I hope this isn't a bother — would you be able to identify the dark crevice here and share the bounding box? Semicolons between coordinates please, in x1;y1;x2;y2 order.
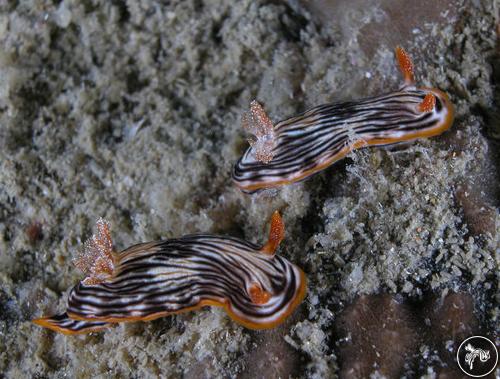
111;0;131;24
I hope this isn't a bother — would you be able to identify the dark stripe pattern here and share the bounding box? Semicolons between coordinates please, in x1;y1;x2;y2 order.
233;86;452;193
36;235;305;333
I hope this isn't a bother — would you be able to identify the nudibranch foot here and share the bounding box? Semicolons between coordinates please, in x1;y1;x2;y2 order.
232;47;454;193
34;215;307;334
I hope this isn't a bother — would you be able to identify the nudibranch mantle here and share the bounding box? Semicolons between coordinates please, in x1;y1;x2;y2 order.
232;47;454;193
33;212;306;334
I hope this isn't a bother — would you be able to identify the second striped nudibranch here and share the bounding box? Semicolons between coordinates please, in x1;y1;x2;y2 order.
33;214;307;334
233;47;454;193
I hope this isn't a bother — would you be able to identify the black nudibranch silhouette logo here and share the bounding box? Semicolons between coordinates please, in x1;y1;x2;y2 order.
457;336;498;377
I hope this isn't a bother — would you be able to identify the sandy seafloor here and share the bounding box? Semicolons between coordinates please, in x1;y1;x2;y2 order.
0;0;499;378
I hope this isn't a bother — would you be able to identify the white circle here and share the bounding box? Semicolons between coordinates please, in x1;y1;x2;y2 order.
456;335;498;378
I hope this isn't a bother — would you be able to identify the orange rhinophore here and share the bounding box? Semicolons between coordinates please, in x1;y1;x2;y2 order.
418;93;436;113
396;46;415;85
261;211;285;255
249;283;272;305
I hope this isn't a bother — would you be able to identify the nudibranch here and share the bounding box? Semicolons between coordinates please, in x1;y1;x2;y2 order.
33;214;307;335
233;47;454;193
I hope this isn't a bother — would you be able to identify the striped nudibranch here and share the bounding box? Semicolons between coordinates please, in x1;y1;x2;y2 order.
33;213;307;335
233;47;454;193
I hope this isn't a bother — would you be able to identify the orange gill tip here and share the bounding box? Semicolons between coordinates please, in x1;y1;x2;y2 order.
395;46;415;85
74;218;117;286
248;283;272;305
418;93;436;113
261;211;285;255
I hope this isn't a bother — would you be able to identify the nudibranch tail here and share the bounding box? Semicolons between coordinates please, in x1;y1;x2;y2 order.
34;217;307;334
33;312;112;335
232;46;454;193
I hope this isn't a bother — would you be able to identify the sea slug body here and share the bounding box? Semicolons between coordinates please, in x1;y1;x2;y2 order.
232;47;454;193
33;212;307;334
